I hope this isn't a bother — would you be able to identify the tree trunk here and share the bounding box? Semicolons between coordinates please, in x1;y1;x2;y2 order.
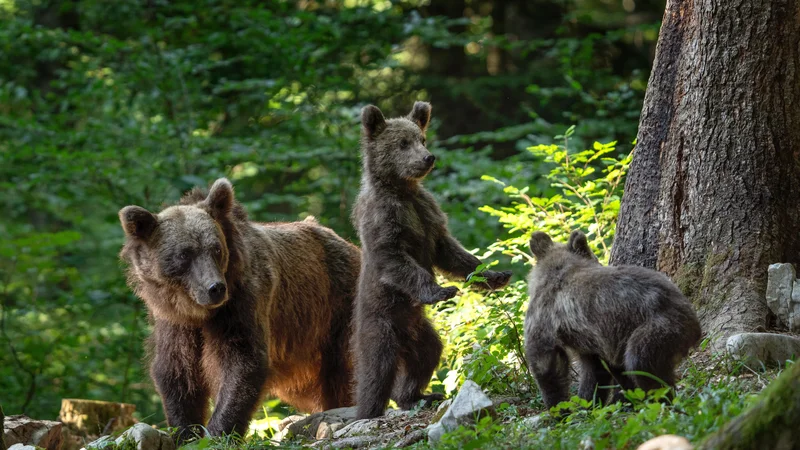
698;361;800;450
611;0;800;343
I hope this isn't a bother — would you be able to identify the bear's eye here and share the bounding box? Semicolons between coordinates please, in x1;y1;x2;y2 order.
212;245;222;256
400;139;410;148
178;249;191;261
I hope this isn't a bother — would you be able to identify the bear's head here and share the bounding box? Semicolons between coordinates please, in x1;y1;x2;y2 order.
529;230;599;264
359;101;435;184
119;178;237;325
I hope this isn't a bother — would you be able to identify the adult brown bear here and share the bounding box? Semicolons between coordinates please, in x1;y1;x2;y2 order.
119;178;359;439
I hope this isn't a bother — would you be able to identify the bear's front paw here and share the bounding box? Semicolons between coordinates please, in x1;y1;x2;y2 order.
420;286;460;304
485;270;512;289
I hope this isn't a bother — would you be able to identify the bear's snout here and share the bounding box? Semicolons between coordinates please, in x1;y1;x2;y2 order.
423;154;436;167
208;282;227;305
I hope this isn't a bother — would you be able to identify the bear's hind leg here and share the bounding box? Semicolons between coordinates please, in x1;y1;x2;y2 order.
319;322;356;410
355;313;399;419
577;354;614;406
624;320;678;400
392;318;444;410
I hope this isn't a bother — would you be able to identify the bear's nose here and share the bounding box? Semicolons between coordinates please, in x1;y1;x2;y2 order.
208;282;227;303
423;154;436;166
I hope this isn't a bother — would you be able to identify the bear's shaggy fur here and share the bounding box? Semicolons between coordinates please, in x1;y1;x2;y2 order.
352;102;512;419
119;178;360;439
524;230;702;407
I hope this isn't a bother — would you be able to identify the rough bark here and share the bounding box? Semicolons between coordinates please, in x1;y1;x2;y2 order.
611;0;800;343
698;361;800;450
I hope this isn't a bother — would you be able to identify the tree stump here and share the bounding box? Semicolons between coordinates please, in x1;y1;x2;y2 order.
58;399;135;438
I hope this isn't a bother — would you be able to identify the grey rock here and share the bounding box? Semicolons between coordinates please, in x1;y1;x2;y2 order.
84;435;115;449
277;414;306;432
8;445;43;450
521;414;546;429
287;406;359;439
766;264;799;331
316;421;346;440
427;380;494;444
319;435;381;449
727;333;800;367
3;415;62;450
429;399;452;424
332;419;379;439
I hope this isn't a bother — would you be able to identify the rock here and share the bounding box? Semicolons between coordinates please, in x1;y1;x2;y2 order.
8;444;45;450
83;424;174;450
726;333;800;367
4;415;63;450
316;421;342;440
766;264;800;332
287;406;359;439
83;436;115;449
332;419;380;439
277;414;306;432
60;399;136;437
521;414;546;429
393;429;427;448
429;399;452;423
426;422;446;445
427;380;494;444
637;434;693;450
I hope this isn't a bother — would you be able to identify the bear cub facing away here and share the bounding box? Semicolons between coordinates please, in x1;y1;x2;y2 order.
119;178;360;440
352;101;512;419
524;230;702;408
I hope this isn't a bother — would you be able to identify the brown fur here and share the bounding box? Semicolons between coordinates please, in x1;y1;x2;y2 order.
524;230;702;408
352;102;512;419
119;178;359;439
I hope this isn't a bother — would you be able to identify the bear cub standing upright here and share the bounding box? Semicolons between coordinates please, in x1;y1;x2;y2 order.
119;178;360;440
524;230;702;408
352;102;512;419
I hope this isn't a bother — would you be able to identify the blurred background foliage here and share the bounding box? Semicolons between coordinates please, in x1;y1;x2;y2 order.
0;0;661;424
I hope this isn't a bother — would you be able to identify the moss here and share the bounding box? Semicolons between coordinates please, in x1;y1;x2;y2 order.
699;361;800;450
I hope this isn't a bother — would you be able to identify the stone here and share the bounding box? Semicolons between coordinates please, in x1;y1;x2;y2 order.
8;444;44;450
521;414;546;429
427;380;494;444
316;421;344;440
84;424;174;450
316;435;380;449
332;419;380;439
637;434;693;450
83;436;115;449
727;333;800;367
4;415;63;450
766;264;800;332
277;414;306;432
429;399;452;424
1;404;5;450
287;406;359;439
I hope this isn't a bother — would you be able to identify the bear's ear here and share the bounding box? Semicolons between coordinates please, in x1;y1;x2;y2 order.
361;105;386;139
408;101;431;131
567;230;594;259
205;178;234;219
119;206;158;240
529;231;553;259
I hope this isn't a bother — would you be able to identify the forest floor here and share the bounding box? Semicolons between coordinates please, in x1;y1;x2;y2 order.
170;350;783;450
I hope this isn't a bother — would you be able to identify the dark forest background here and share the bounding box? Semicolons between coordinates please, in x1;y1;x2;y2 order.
0;0;663;423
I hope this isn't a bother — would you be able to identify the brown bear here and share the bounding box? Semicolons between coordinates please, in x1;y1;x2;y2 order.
119;178;360;440
525;230;702;408
352;102;512;419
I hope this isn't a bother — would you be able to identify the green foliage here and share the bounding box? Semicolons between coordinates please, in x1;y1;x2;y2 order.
480;126;632;265
427;358;783;450
430;131;631;400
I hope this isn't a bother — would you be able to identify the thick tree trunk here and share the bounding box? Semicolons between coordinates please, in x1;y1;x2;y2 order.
611;0;800;342
698;361;800;450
